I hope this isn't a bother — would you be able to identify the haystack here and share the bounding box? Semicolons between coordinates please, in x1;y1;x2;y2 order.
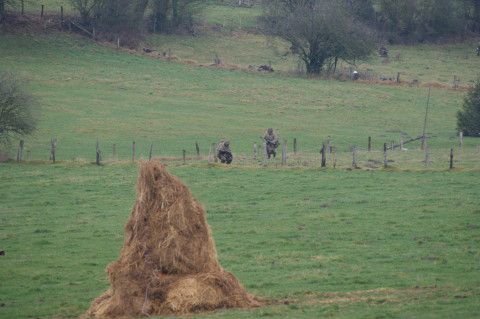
85;161;260;318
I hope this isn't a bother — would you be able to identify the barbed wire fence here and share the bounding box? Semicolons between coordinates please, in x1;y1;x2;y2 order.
10;133;480;171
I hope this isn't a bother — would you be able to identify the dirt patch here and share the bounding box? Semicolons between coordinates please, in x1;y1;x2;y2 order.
298;286;457;306
84;161;261;318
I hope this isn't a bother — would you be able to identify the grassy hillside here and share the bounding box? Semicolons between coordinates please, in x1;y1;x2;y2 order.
1;33;478;168
1;9;480;319
146;31;480;85
1;163;479;318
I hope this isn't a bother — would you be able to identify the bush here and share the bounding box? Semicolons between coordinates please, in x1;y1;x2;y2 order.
0;71;39;146
457;79;480;137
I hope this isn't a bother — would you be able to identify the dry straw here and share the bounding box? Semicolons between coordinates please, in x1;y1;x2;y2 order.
84;161;261;318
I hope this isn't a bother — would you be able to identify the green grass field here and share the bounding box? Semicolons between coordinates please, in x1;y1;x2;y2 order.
146;31;480;86
1;6;480;318
1;33;478;169
1;163;479;318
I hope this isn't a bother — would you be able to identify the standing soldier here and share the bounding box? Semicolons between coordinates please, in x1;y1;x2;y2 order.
216;140;233;164
263;128;279;159
379;46;389;57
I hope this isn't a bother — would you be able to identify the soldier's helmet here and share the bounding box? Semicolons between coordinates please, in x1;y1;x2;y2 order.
267;128;273;134
224;140;230;147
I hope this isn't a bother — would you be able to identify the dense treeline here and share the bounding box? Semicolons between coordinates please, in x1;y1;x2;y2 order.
260;0;480;74
2;0;478;42
375;0;480;43
70;0;202;37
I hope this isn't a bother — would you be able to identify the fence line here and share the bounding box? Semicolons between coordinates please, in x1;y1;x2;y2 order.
8;135;480;171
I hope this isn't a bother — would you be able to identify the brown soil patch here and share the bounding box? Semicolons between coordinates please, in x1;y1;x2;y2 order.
299;285;458;306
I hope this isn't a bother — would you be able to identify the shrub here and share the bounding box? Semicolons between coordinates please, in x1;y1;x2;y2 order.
0;71;39;146
457;79;480;137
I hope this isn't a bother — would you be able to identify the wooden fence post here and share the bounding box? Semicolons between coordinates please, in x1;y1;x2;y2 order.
293;138;297;155
424;146;429;166
132;141;136;162
208;144;213;163
421;87;431;150
383;143;387;168
16;140;24;163
320;144;326;167
213;143;218;163
453;75;459;89
21;0;24;14
60;6;64;25
368;136;371;152
182;150;186;164
352;146;357;168
421;135;426;151
50;137;57;163
459;131;463;148
281;140;287;165
95;139;100;165
332;147;336;169
149;143;153;160
449;148;454;169
253;143;257;160
195;141;200;157
41;5;44;18
117;35;120;48
263;141;267;165
396;72;400;83
96;142;101;165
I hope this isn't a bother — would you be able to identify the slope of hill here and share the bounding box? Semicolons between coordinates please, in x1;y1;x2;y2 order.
1;32;475;166
1;6;480;319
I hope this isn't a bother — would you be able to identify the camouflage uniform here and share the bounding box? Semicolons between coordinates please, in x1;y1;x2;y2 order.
263;128;279;159
379;46;388;57
217;140;233;164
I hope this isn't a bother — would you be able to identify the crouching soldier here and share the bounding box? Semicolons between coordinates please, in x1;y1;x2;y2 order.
217;140;233;164
263;128;279;159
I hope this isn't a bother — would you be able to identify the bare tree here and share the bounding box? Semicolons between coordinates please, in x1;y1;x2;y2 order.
0;0;15;22
69;0;98;25
0;0;5;22
150;0;203;32
0;71;39;146
260;0;374;75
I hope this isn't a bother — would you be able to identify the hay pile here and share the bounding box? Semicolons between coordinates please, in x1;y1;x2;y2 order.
85;161;260;318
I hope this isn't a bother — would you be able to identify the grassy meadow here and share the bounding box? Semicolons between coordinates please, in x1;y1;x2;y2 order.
1;33;479;169
1;3;480;319
1;163;479;319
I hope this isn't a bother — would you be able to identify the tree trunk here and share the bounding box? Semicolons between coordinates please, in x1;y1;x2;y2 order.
305;59;323;74
304;47;325;75
474;0;480;32
0;0;5;22
153;0;169;32
172;0;178;26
